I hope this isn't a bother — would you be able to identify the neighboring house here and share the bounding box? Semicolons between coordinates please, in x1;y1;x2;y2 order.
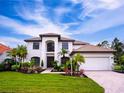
24;33;114;70
0;43;11;63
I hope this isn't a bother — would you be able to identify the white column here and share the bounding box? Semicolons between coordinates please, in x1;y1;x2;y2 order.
109;55;114;70
54;39;58;61
41;39;47;68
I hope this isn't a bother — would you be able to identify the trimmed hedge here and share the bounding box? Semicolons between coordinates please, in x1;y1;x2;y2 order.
0;63;4;71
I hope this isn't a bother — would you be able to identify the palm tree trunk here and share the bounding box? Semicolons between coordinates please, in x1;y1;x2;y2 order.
71;60;73;76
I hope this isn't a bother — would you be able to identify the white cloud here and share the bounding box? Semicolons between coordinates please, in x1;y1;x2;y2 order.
73;6;124;34
54;7;71;17
69;0;124;34
79;0;124;19
0;14;71;36
0;1;71;37
0;36;25;48
100;0;124;9
0;0;124;42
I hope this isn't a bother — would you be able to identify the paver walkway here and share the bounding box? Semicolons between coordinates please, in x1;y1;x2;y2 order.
85;71;124;93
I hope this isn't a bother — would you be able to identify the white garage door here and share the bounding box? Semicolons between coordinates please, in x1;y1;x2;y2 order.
80;57;111;70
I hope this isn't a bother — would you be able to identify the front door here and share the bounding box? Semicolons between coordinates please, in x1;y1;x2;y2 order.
47;56;54;67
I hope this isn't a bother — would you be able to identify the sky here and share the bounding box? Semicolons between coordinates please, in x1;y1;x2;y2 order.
0;0;124;47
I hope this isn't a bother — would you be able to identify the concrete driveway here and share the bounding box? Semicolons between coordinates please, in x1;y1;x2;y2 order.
85;71;124;93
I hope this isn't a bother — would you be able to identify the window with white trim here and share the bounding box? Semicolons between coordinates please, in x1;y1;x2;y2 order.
33;42;39;49
62;42;68;49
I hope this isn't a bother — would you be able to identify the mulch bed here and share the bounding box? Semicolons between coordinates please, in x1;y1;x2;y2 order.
61;73;88;78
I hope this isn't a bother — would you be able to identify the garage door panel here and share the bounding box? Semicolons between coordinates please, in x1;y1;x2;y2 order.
80;57;110;70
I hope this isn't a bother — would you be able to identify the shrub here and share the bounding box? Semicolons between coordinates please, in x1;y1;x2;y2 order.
21;62;30;67
60;64;64;71
119;55;124;66
113;65;121;71
3;62;11;71
20;67;28;73
113;64;124;72
55;65;61;71
0;63;4;71
28;61;35;68
11;65;20;71
53;61;58;69
53;61;64;72
35;67;43;73
27;68;36;74
4;58;16;65
27;68;32;74
21;61;35;68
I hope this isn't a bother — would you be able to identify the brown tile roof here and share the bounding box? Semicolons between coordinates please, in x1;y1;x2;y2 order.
24;37;41;42
73;40;89;45
24;33;75;42
24;33;89;43
72;44;115;53
40;33;60;37
40;33;60;35
60;37;75;42
24;36;75;42
0;43;11;54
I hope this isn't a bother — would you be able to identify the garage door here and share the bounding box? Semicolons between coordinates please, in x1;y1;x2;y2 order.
80;57;111;70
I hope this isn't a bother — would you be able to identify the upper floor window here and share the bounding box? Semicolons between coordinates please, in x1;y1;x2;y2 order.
47;41;54;52
33;42;39;49
62;42;68;49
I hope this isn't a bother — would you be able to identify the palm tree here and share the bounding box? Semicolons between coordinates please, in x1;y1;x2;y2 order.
72;53;85;72
97;40;110;48
16;45;27;63
58;48;69;64
111;38;124;64
7;48;17;62
59;48;68;58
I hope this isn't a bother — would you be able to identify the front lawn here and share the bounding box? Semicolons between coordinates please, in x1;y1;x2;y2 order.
0;72;104;93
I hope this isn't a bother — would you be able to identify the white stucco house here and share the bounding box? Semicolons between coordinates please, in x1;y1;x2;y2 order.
24;33;114;70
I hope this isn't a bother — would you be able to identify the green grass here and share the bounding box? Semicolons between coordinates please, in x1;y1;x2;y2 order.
0;72;104;93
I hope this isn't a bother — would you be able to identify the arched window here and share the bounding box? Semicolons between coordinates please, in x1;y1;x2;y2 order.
31;57;40;66
46;41;54;52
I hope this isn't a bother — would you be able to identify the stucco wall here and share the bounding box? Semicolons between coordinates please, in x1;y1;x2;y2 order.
41;37;59;68
26;42;42;61
26;36;74;68
0;52;10;63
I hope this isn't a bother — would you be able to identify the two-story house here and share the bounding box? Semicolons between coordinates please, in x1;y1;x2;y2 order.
24;33;114;70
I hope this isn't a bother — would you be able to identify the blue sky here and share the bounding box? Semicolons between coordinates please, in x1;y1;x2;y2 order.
0;0;124;47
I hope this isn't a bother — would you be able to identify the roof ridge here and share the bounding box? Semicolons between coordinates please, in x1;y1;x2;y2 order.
75;44;114;51
40;33;60;35
88;44;113;50
0;43;10;48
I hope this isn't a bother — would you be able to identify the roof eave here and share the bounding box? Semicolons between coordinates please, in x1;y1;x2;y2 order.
70;50;115;55
59;40;75;42
24;40;41;42
73;44;89;45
